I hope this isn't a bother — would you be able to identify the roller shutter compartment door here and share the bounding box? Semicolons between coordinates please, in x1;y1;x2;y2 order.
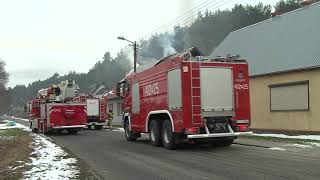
132;83;140;113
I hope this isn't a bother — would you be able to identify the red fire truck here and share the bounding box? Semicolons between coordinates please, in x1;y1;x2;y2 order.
26;80;87;134
73;95;107;130
116;47;252;149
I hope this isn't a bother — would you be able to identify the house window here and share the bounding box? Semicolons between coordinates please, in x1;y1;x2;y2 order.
117;102;123;116
108;103;113;112
269;81;309;111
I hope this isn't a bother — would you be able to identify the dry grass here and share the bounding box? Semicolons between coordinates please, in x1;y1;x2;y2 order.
0;129;33;180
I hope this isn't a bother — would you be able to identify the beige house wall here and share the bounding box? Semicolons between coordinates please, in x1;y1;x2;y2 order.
106;98;123;126
250;68;320;132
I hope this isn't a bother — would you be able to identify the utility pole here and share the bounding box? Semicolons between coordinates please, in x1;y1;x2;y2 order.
117;36;138;73
133;41;137;73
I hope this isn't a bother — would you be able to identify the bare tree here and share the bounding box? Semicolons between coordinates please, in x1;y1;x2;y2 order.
0;59;9;113
0;59;9;87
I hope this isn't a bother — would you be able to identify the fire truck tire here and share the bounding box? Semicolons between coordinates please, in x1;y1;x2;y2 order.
87;125;92;130
32;128;39;133
162;120;176;150
124;120;138;141
149;120;162;147
95;125;103;130
68;129;78;134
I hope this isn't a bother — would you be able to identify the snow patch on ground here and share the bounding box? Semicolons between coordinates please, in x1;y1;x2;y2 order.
253;133;320;141
24;134;80;180
10;117;29;122
306;142;320;147
0;120;30;131
110;128;125;132
268;147;286;151
285;144;312;148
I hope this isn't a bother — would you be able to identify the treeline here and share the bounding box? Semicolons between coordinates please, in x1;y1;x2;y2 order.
7;51;131;116
4;0;317;116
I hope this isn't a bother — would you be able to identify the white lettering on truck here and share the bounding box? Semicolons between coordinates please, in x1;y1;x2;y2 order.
144;83;159;96
234;84;249;90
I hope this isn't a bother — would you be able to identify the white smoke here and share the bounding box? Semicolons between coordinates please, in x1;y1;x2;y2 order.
160;35;177;57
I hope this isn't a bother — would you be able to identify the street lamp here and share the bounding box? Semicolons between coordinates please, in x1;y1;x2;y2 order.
117;36;137;73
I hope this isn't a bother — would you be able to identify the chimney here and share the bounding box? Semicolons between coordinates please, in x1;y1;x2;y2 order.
301;0;313;6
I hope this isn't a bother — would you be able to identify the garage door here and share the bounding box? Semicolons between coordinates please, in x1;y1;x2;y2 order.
270;81;309;111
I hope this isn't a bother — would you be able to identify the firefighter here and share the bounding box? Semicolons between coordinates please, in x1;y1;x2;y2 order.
107;110;113;129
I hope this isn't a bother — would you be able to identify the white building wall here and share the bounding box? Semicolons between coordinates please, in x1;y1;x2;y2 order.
106;98;123;126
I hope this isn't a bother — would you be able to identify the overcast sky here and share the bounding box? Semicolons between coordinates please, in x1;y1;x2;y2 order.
0;0;279;87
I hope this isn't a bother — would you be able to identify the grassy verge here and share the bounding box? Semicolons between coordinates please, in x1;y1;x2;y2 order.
0;129;33;180
241;135;320;144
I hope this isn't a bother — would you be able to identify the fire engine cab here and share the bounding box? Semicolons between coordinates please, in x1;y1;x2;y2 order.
116;47;252;149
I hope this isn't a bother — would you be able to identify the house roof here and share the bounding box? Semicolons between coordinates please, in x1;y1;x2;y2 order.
95;87;108;96
89;81;109;95
210;2;320;76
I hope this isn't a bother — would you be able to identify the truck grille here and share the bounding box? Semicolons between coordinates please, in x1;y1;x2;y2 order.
205;118;230;133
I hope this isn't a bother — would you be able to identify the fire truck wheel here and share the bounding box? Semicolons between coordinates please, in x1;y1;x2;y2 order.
95;125;103;130
149;120;162;147
124;120;137;141
32;128;39;133
162;120;176;150
68;129;78;134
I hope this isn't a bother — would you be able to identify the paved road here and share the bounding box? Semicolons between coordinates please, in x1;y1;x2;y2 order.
9;117;320;180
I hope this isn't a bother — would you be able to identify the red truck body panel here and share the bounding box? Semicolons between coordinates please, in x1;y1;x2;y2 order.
47;104;87;127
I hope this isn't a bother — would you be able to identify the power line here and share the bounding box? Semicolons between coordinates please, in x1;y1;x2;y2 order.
139;0;219;40
152;0;230;36
120;0;239;56
139;0;229;41
120;0;229;51
161;0;238;35
137;51;160;60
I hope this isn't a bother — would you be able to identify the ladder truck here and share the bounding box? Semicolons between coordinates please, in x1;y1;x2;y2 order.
116;47;252;149
26;80;87;134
